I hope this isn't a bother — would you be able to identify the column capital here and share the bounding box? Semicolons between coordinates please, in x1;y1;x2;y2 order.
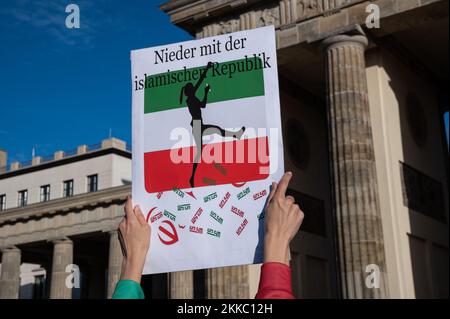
108;229;119;235
49;237;73;245
0;246;20;253
321;25;368;51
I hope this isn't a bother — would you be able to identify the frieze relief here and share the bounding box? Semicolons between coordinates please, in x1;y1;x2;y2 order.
196;0;360;38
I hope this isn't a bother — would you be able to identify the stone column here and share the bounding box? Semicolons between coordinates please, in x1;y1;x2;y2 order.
170;271;194;299
49;238;73;299
0;247;21;299
107;230;124;298
322;29;388;298
206;266;249;299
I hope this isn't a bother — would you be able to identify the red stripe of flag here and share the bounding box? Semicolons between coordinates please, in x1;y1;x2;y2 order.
144;137;269;193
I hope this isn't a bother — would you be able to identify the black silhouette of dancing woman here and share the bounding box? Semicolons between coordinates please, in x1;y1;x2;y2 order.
179;62;245;187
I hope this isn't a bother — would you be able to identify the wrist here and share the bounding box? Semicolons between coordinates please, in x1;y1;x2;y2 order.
120;256;145;283
264;234;290;265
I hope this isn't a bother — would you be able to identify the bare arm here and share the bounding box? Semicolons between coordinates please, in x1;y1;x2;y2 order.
118;197;151;284
201;85;210;108
263;172;303;265
193;62;213;93
255;172;304;299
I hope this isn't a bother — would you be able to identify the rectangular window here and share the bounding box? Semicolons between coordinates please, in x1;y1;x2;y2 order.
87;174;98;192
400;162;446;222
63;180;74;198
0;194;6;211
40;185;50;202
18;190;28;207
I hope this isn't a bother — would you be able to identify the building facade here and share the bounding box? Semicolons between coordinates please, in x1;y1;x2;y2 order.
0;138;132;298
0;0;448;299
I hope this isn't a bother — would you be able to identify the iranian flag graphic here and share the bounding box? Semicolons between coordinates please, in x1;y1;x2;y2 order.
143;57;270;193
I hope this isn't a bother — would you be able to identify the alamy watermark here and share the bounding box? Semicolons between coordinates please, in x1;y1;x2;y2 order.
365;264;381;289
365;4;380;29
169;125;279;174
65;4;80;29
65;264;80;289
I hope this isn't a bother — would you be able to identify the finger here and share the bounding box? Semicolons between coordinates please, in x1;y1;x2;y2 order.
290;204;303;220
298;206;305;221
264;182;278;210
267;182;277;202
290;203;299;212
134;205;147;226
285;195;295;206
275;172;292;198
124;196;135;220
298;208;305;222
291;205;304;233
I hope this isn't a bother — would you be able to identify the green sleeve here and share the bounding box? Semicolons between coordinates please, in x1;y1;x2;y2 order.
112;280;145;299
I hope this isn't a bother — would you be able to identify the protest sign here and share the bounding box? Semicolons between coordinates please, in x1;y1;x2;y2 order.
131;25;284;274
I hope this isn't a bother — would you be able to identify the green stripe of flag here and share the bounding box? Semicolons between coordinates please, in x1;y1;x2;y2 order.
144;58;265;114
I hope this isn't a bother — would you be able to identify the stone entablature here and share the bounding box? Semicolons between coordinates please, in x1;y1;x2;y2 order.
198;0;368;37
0;185;129;249
162;0;447;49
163;0;365;33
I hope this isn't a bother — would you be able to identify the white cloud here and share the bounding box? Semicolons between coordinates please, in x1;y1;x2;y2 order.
1;0;101;49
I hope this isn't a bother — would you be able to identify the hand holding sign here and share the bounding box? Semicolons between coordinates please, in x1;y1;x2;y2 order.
118;197;151;283
264;172;304;265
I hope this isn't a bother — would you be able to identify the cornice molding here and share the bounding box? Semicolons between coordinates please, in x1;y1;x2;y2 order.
0;147;131;180
160;0;447;49
161;0;270;34
0;185;130;225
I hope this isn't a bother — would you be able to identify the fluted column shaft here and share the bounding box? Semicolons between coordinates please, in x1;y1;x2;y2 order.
207;266;249;299
50;238;73;299
0;247;21;299
323;32;388;298
170;271;194;299
107;230;124;298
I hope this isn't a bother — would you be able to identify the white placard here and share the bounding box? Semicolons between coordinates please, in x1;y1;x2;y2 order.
131;26;284;274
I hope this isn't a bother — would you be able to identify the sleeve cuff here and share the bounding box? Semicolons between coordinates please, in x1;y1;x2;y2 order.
255;262;294;299
112;279;145;299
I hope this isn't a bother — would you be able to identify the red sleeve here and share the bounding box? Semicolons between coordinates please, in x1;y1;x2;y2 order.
255;262;295;299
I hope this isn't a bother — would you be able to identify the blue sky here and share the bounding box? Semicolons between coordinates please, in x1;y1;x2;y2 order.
0;0;191;163
0;1;448;165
